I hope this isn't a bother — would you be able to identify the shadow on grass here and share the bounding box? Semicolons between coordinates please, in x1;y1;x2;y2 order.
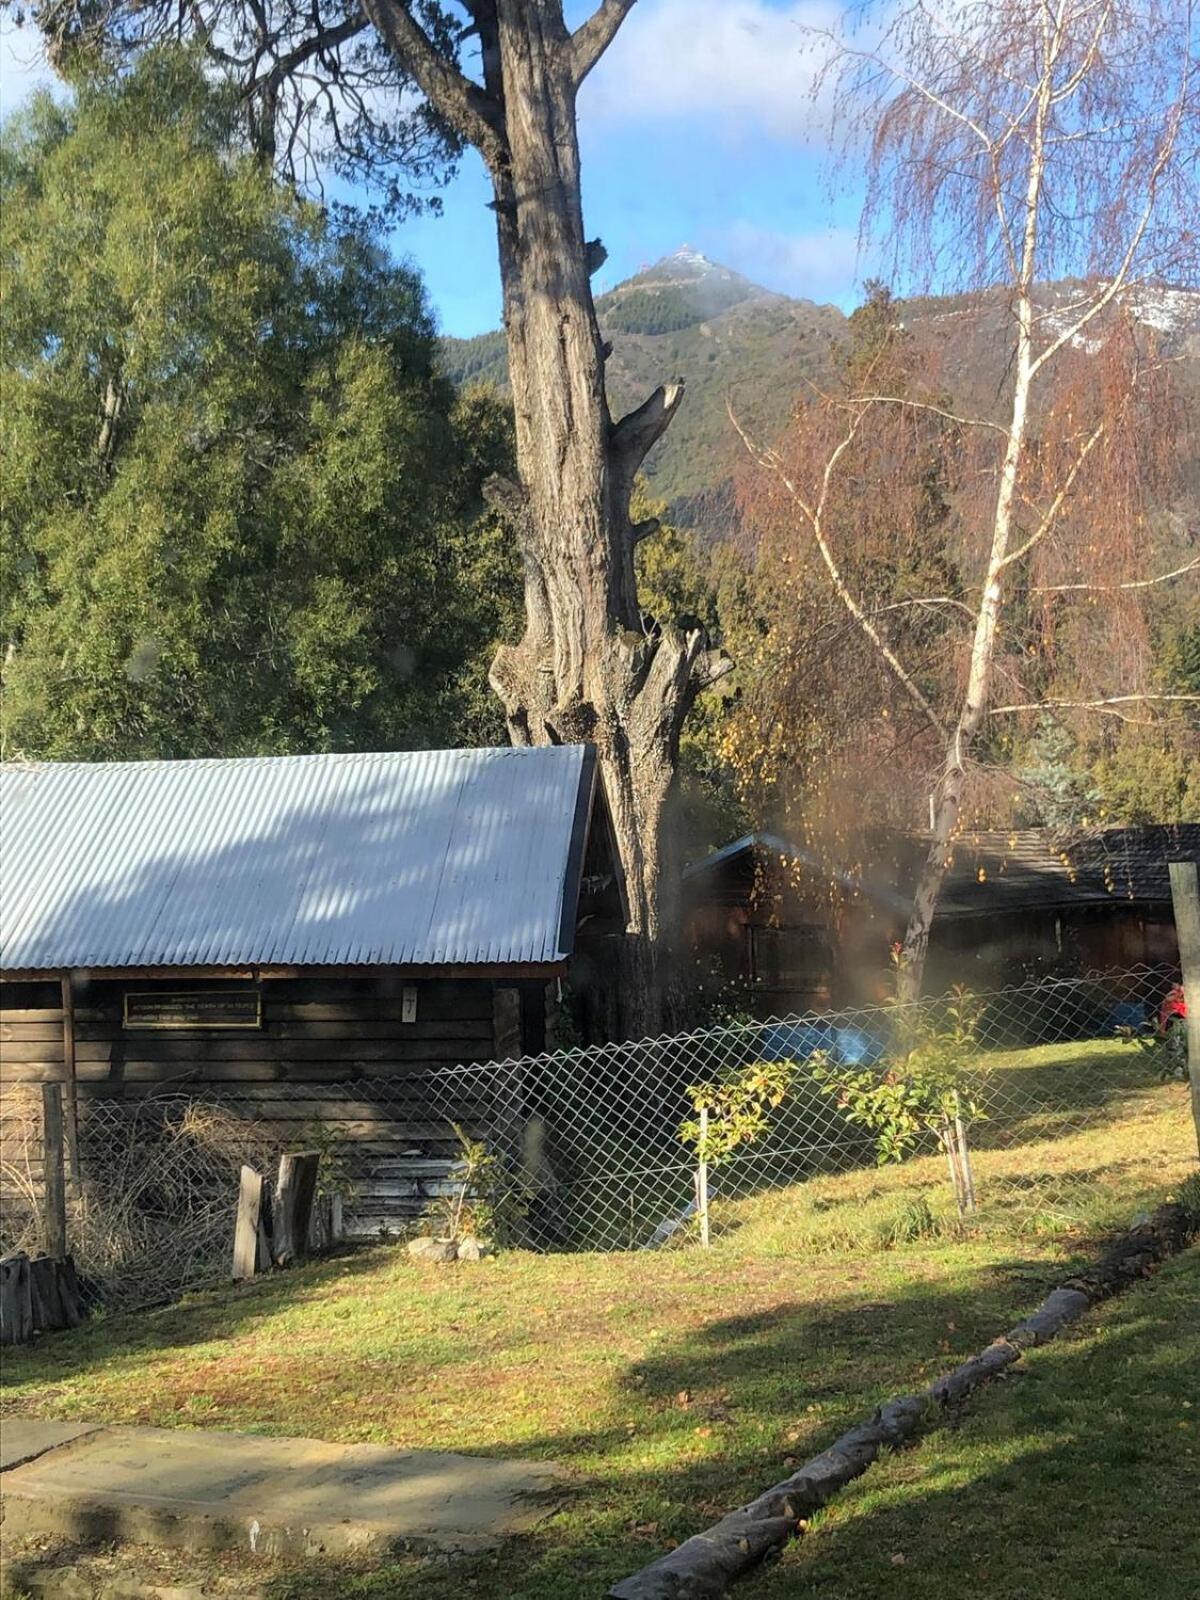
971;1042;1168;1150
755;1250;1200;1600
0;1241;402;1396
2;1229;1195;1600
255;1245;1195;1600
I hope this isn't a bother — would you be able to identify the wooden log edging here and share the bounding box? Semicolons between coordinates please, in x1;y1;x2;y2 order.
608;1203;1198;1600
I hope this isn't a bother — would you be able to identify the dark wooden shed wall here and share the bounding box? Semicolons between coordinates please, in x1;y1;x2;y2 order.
1;972;548;1232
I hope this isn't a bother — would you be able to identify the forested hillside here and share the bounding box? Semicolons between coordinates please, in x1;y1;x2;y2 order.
441;249;1200;539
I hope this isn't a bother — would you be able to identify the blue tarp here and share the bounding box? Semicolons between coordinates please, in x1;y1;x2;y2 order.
759;1020;889;1067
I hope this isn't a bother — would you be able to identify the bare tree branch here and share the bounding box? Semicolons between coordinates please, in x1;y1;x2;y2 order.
989;693;1200;718
571;0;639;86
997;418;1106;570
611;380;685;474
1032;555;1200;593
359;0;506;169
729;398;949;742
839;395;1007;434
1028;90;1189;378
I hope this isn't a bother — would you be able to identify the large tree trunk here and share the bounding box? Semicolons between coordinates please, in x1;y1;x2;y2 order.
474;3;728;1030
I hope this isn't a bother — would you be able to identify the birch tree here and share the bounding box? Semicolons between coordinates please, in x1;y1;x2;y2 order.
738;0;1199;999
22;0;731;1027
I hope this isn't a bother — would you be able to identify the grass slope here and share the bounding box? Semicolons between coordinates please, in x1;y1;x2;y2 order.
1;1044;1195;1599
760;1247;1200;1600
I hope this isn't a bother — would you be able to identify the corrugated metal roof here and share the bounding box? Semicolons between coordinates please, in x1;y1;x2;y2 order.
933;825;1199;916
0;747;595;972
684;824;1198;920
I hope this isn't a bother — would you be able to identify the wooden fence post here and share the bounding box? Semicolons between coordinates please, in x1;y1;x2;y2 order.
61;974;81;1188
41;1083;68;1260
232;1166;266;1281
0;1254;33;1345
272;1152;320;1267
695;1108;711;1248
1167;859;1200;1158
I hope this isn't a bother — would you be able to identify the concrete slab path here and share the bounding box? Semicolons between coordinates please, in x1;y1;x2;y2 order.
0;1420;564;1559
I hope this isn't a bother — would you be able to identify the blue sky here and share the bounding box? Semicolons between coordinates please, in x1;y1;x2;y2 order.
0;1;873;339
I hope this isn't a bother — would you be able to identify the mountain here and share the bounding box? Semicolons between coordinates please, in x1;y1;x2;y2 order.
439;250;1200;539
440;248;846;528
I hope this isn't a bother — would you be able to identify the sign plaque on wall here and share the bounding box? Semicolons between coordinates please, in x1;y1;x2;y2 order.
123;990;262;1030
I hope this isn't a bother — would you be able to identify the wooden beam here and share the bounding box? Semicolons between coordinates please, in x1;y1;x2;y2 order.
271;1152;321;1267
61;974;81;1188
41;1082;68;1260
1167;859;1200;1157
2;961;568;982
232;1166;266;1281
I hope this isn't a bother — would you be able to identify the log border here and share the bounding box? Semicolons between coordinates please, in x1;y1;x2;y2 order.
609;1202;1198;1600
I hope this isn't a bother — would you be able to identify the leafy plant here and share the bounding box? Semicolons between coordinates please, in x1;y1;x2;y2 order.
422;1125;521;1248
811;987;986;1215
296;1117;354;1199
680;1058;795;1167
1117;1021;1189;1084
679;1057;795;1247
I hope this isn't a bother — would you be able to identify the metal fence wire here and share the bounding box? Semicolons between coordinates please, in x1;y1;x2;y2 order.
0;965;1191;1314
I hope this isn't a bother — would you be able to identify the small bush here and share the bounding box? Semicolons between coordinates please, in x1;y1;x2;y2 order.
1175;1170;1200;1222
877;1193;941;1249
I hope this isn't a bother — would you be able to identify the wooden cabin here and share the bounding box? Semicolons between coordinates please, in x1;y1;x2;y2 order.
0;746;624;1232
683;824;1195;1015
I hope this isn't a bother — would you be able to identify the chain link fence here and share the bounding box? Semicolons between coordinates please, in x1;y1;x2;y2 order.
1;964;1192;1314
378;962;1192;1252
0;1094;286;1314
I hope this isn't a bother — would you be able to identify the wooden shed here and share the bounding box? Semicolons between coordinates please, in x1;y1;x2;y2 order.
683;824;1195;1013
0;746;623;1230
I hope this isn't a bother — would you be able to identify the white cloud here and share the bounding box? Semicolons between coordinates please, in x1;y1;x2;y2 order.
0;19;58;122
720;219;863;301
582;0;844;143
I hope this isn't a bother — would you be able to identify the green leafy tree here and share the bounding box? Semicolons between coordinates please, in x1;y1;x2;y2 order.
0;54;518;760
634;485;745;864
811;986;986;1215
1090;619;1200;824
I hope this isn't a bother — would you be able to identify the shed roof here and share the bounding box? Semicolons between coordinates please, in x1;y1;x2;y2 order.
930;825;1199;917
684;824;1198;920
0;746;596;974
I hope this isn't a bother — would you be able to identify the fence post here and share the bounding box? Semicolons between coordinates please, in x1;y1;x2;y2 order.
1168;860;1200;1157
61;974;82;1189
272;1152;320;1267
41;1083;68;1260
232;1165;266;1281
695;1107;711;1248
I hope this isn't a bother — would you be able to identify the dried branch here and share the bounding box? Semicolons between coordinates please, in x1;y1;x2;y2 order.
571;0;639;86
989;694;1200;720
1032;556;1200;593
729;398;949;742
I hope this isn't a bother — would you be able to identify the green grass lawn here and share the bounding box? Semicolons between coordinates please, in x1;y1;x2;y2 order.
1;1042;1196;1599
758;1247;1200;1600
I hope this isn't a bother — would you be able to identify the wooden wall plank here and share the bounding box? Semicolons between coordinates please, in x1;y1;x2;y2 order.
5;1037;493;1064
